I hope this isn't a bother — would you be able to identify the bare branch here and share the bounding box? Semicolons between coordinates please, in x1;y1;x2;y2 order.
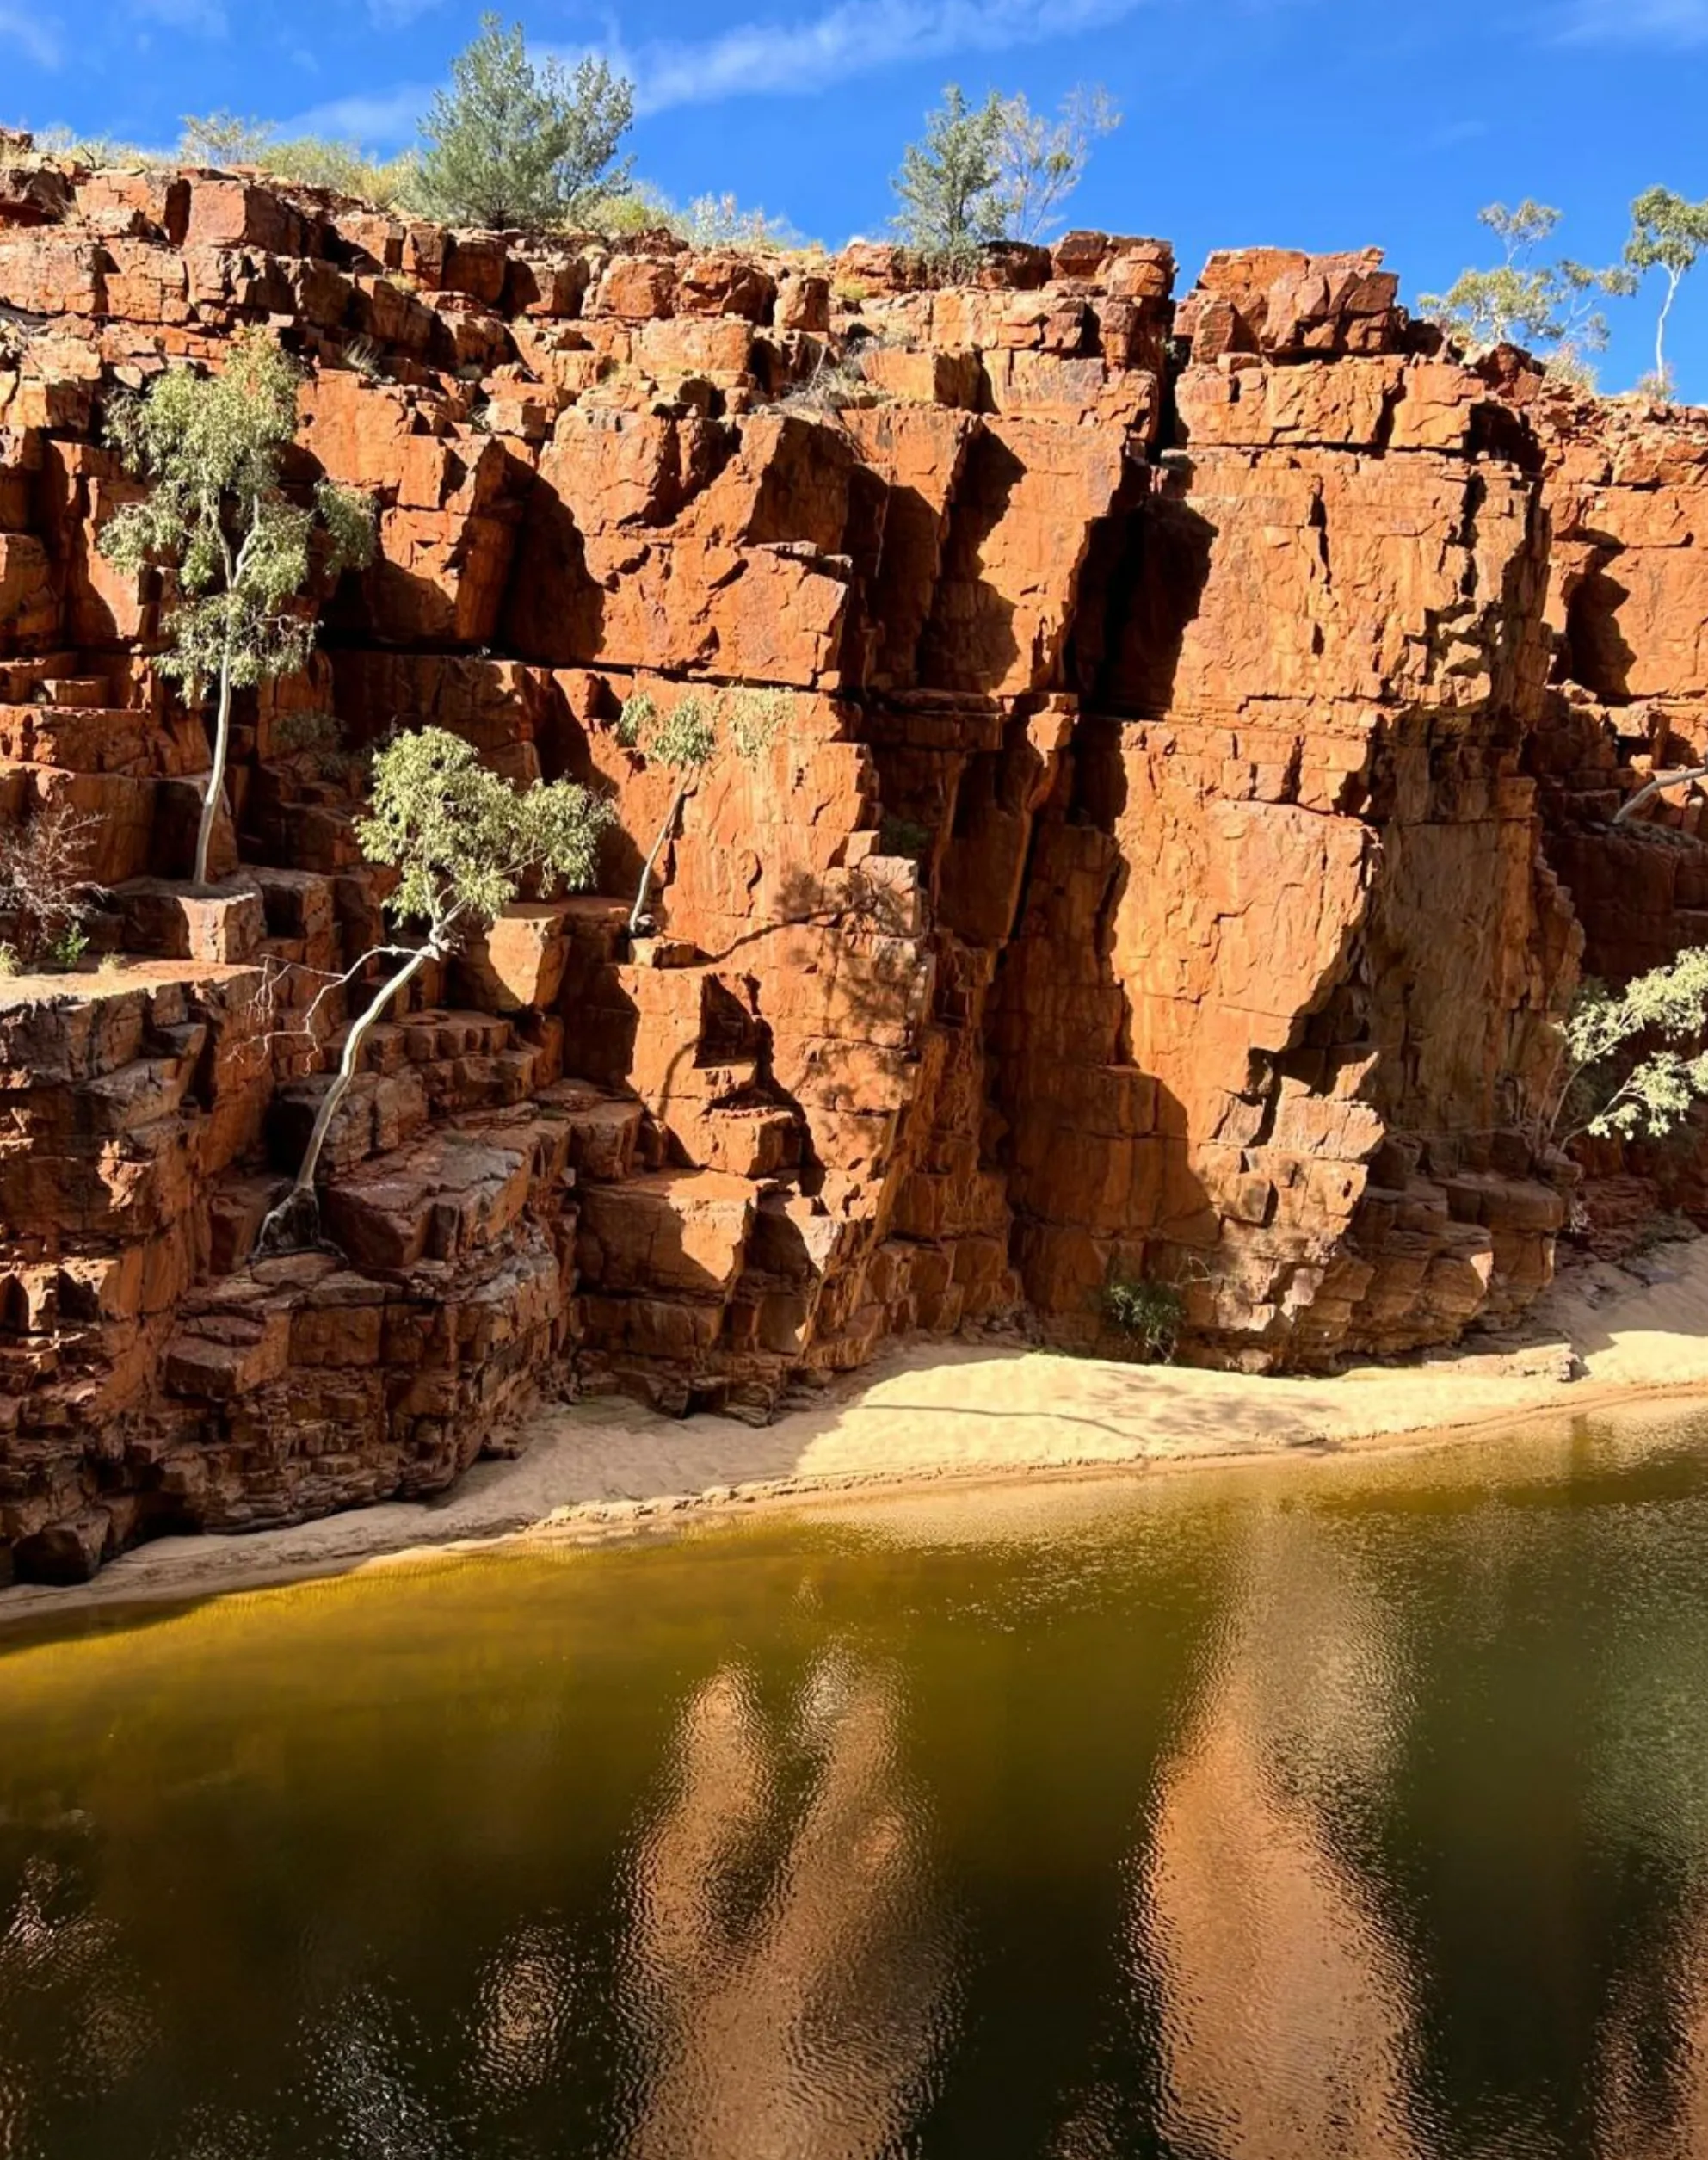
1615;765;1708;823
262;943;427;1049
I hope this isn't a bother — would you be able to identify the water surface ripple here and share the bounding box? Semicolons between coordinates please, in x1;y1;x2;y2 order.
4;1404;1708;2157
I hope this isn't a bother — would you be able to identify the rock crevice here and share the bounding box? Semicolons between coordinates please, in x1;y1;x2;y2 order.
0;141;1699;1578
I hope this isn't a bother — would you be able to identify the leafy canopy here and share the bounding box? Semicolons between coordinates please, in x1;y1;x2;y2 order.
891;85;1008;264
1417;200;1637;370
892;82;1119;264
1556;947;1708;1141
995;86;1120;244
616;688;786;771
1625;186;1708;391
100;330;375;698
1625;186;1708;281
358;727;614;942
416;15;634;230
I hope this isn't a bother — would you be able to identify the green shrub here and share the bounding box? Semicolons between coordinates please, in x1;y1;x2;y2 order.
414;15;633;230
1101;1273;1184;1363
1546;948;1708;1144
46;923;90;971
180;114;421;209
269;709;345;756
878;815;931;860
0;805;99;966
261;138;420;209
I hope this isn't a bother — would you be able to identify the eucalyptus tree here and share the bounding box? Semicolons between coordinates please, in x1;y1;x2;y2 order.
616;687;785;936
1542;947;1708;1146
101;330;376;886
993;86;1120;242
257;728;613;1252
1418;201;1636;374
1625;186;1708;393
891;81;1127;262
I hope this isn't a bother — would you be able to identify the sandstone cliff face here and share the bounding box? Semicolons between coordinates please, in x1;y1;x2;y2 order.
0;141;1695;1579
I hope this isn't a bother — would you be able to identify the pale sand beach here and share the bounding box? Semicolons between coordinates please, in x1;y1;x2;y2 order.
6;1236;1708;1622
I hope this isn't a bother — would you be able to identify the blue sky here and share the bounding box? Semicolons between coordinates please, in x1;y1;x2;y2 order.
7;0;1708;396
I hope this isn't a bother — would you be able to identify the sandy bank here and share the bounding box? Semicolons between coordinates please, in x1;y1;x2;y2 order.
6;1237;1708;1624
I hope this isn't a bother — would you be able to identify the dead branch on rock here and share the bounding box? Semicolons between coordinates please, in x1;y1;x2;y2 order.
1616;764;1708;822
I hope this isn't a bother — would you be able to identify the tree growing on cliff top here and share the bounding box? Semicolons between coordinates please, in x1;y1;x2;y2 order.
1417;201;1637;377
415;15;633;229
1625;187;1708;397
891;86;1008;266
1542;947;1708;1147
994;86;1120;242
257;728;614;1254
616;688;786;936
100;331;376;888
892;82;1119;263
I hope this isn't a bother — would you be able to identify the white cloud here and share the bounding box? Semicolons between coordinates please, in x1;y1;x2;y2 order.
1559;0;1708;40
579;0;1147;114
2;4;64;65
287;0;1147;152
283;83;435;143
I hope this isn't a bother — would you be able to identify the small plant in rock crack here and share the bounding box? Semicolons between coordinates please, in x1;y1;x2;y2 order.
342;333;385;379
1101;1271;1185;1364
616;687;787;935
46;923;91;972
778;349;871;417
878;815;932;861
255;726;613;1255
269;708;346;756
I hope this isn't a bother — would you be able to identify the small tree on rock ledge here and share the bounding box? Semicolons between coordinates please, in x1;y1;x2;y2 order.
256;727;613;1255
101;330;376;887
616;687;786;936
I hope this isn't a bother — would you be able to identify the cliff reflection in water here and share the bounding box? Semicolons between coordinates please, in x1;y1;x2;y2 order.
1143;1515;1423;2160
619;1655;955;2158
8;1417;1708;2156
1045;1503;1425;2160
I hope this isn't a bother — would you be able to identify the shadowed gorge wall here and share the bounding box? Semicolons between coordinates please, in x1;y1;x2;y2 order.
0;139;1699;1579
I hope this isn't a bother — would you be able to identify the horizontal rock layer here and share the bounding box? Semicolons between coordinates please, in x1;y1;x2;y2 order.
0;139;1699;1578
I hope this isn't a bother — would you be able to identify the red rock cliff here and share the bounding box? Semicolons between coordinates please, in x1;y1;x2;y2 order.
0;139;1696;1581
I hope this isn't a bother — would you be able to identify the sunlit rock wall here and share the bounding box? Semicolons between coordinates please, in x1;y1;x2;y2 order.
0;133;1696;1577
